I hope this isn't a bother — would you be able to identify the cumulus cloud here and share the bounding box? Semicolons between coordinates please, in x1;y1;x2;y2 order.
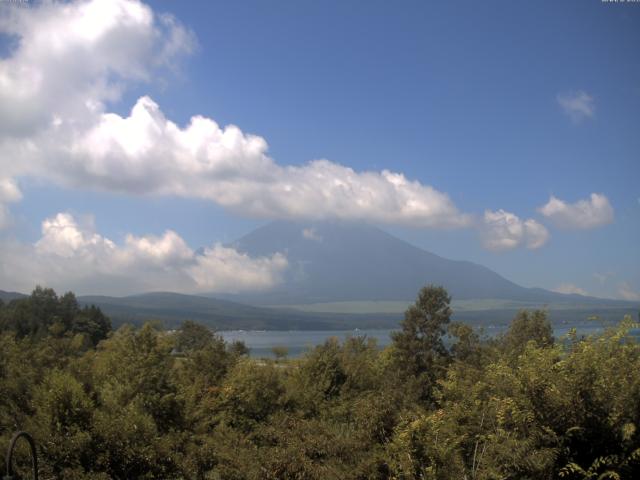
481;209;550;251
189;246;288;293
0;212;288;296
538;193;614;229
0;0;469;230
0;0;194;138
3;96;471;228
557;91;595;122
36;213;116;258
553;283;588;296
618;282;640;302
123;230;193;267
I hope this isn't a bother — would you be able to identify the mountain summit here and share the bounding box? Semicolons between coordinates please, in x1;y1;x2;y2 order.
226;221;587;305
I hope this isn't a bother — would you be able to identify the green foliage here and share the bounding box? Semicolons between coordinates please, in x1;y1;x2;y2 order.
216;359;286;431
0;286;111;346
175;320;215;353
448;321;485;365
271;345;289;361
500;309;554;355
1;286;639;479
296;337;348;407
391;285;452;402
386;409;466;480
29;370;94;477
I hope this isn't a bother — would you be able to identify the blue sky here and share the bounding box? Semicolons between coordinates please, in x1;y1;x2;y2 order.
0;0;638;298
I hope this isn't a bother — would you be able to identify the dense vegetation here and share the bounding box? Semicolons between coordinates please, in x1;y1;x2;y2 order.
1;286;639;479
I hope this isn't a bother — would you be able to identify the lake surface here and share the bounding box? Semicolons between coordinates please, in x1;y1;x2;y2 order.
219;323;629;358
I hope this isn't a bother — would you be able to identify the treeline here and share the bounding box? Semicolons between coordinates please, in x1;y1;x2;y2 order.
0;286;110;346
0;286;639;479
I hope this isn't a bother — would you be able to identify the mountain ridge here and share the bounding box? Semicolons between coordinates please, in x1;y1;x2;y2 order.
223;220;628;306
75;291;401;330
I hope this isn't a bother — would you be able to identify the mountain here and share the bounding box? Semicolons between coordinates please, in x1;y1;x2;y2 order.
226;220;626;306
0;290;27;303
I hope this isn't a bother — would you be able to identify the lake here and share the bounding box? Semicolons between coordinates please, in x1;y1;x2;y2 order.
219;323;632;358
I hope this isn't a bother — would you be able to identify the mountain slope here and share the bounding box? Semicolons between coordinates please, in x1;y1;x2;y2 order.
0;290;27;303
226;220;628;306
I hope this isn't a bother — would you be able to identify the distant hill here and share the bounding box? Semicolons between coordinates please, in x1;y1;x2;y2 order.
225;220;635;307
0;290;27;303
2;288;635;332
77;292;401;330
76;291;636;331
3;288;401;330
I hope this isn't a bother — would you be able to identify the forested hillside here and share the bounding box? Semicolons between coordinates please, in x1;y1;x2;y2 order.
1;286;639;479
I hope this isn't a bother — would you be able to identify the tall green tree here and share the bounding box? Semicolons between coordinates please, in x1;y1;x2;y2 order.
175;320;215;353
500;309;554;356
391;285;452;402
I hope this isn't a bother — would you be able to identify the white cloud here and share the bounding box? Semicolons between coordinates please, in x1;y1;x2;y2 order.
0;0;194;138
538;193;614;229
481;209;550;251
302;228;322;242
189;246;288;293
0;178;22;203
0;0;470;230
618;282;640;302
0;212;288;296
36;213;116;258
553;283;588;296
3;96;471;229
557;91;595;122
123;230;193;268
522;219;550;249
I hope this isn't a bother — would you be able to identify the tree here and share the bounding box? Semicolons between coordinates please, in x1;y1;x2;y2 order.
296;337;347;408
391;285;452;402
500;309;554;355
227;340;250;357
448;322;484;365
175;320;214;353
271;345;289;361
216;359;285;430
72;305;111;346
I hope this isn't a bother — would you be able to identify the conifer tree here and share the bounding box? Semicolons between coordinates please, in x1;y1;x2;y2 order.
391;285;452;402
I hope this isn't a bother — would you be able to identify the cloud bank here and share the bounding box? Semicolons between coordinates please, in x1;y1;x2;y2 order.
0;212;288;296
538;193;614;230
40;96;471;227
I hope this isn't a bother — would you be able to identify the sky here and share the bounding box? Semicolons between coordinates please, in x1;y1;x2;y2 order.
0;0;638;299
